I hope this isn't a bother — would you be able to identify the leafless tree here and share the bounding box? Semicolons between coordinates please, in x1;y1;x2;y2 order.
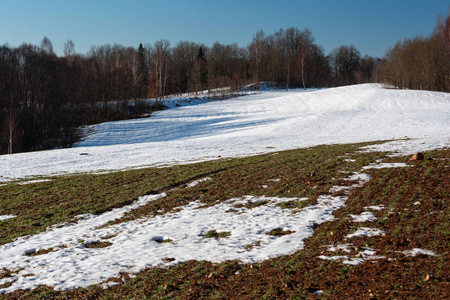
330;45;361;85
151;39;171;102
3;107;21;154
249;30;266;87
63;39;76;65
40;36;54;55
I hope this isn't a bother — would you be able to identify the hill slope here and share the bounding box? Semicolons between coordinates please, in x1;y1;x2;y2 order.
1;84;449;183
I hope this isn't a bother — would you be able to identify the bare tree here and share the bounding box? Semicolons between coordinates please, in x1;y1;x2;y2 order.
63;39;75;65
3;107;21;154
172;41;200;94
151;39;171;102
330;45;361;85
249;30;266;86
40;36;54;55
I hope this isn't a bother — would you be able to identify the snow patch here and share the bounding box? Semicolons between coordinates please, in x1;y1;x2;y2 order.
350;212;377;222
401;248;436;257
346;227;385;239
362;162;409;170
319;247;385;265
345;172;371;186
186;177;212;188
326;243;354;253
17;179;53;185
0;215;16;221
364;205;386;211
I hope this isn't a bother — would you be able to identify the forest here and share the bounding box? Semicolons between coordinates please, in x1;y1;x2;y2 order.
1;13;449;155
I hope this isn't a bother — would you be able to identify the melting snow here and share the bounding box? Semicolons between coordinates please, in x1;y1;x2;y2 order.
319;247;385;265
362;162;409;170
326;243;354;253
186;177;212;188
350;212;377;222
0;194;345;292
346;227;386;239
401;248;436;257
0;215;16;221
364;205;386;211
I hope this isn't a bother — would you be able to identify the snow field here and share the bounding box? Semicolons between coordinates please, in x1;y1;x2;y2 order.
1;84;449;182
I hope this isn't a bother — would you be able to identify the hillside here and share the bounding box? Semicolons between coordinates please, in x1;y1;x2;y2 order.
1;84;449;183
0;84;449;298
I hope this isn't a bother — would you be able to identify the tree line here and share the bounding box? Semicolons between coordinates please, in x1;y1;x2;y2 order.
1;14;449;154
384;15;450;92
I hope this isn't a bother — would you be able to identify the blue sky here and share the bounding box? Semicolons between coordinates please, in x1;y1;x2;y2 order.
0;0;448;57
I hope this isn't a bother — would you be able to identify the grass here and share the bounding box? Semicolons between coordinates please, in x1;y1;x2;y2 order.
204;230;231;239
244;240;262;250
0;141;448;299
83;241;113;249
265;228;296;237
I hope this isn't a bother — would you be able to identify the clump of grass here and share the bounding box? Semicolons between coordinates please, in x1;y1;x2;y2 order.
154;238;173;244
25;248;55;256
234;200;269;209
83;241;113;249
0;268;13;279
204;230;231;239
265;228;296;237
0;281;15;289
244;240;262;250
278;200;309;210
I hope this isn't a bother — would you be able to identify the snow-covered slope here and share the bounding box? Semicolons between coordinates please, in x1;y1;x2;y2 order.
1;84;449;182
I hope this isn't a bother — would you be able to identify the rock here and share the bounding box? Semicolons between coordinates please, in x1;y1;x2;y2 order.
24;248;37;255
411;152;424;160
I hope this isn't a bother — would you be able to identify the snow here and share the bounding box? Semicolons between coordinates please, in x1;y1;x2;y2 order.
313;290;324;294
362;162;409;170
16;179;53;185
0;215;16;221
319;247;385;265
364;205;386;211
0;84;449;293
326;243;354;253
1;84;449;182
346;227;386;239
186;177;212;188
401;248;436;257
350;212;377;222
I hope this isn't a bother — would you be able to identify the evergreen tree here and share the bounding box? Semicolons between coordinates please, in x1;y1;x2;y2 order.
197;46;208;91
137;43;149;98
